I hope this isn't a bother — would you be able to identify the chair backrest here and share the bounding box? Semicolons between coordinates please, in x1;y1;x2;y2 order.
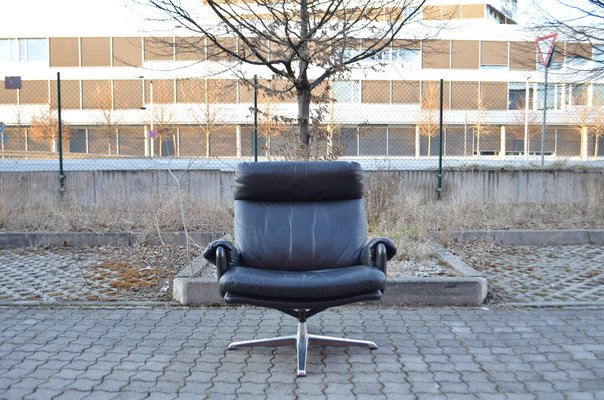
233;161;367;271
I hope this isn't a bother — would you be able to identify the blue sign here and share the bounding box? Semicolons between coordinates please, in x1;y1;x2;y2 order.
0;122;5;134
149;129;157;139
1;133;7;145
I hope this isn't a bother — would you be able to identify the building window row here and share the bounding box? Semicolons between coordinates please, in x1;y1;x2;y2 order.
3;35;597;73
2;78;604;111
508;82;604;110
0;38;48;62
4;123;602;159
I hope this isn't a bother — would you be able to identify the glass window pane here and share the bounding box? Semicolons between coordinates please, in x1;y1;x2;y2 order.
27;39;48;62
536;84;556;109
333;81;360;103
0;39;17;61
594;45;604;65
19;39;27;61
508;82;525;110
393;48;419;64
571;84;587;106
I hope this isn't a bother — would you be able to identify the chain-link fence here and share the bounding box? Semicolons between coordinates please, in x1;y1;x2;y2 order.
1;74;603;173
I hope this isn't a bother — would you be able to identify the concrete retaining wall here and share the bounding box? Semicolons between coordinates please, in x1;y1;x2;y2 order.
1;169;602;206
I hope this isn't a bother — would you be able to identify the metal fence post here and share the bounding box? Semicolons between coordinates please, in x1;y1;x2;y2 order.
57;72;65;192
437;78;443;200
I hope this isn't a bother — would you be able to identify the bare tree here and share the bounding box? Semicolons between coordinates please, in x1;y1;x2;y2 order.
472;89;494;158
256;84;290;159
96;86;122;155
591;119;604;157
507;95;541;157
29;106;70;153
145;0;427;156
577;103;604;158
529;0;603;78
417;81;441;158
186;78;231;157
153;105;177;157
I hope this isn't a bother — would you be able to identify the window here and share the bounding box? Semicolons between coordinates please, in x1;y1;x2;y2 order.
0;38;48;62
403;6;421;21
69;129;87;153
480;41;508;70
22;39;48;61
536;83;558;110
569;84;588;106
566;43;591;70
0;39;16;61
508;82;533;110
392;48;420;64
342;48;361;63
333;81;360;103
369;49;390;63
566;55;590;69
365;47;419;65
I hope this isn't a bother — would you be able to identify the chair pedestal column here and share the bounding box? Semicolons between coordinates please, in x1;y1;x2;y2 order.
228;321;377;377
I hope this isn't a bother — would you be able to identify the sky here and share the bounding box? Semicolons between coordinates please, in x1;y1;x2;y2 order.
517;0;599;25
1;0;600;36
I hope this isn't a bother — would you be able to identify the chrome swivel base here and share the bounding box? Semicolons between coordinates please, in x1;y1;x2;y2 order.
228;321;377;377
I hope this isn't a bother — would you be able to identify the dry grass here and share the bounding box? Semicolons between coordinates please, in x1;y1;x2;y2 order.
1;170;602;264
0;188;233;242
91;261;164;290
364;171;604;262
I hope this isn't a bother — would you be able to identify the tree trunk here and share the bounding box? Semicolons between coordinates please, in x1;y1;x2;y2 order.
297;87;312;148
205;132;211;157
297;0;311;154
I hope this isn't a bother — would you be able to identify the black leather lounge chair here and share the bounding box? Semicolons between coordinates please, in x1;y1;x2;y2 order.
203;161;396;376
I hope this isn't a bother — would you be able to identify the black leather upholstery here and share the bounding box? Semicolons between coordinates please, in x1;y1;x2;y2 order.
203;160;396;305
219;265;386;299
233;161;364;201
202;161;397;376
234;200;366;270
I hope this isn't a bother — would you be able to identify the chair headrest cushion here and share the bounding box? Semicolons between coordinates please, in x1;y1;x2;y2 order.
234;161;364;201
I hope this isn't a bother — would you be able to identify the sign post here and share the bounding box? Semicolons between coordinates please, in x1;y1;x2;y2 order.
535;33;557;166
0;122;5;153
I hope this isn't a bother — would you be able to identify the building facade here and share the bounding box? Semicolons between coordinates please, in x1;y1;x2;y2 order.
0;0;603;161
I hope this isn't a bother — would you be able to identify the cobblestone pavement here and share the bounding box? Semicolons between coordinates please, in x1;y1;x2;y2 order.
0;246;197;302
0;305;602;400
1;243;603;305
448;243;604;304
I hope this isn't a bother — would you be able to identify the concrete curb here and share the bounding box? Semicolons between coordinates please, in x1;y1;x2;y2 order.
2;229;600;248
0;231;222;247
446;229;604;245
173;245;489;307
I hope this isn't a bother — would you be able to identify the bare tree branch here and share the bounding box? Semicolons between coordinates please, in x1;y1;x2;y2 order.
144;0;428;155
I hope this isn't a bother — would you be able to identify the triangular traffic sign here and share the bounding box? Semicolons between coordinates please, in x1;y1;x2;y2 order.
535;33;557;67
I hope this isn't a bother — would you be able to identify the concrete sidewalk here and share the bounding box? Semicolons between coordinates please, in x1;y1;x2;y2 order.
0;305;602;400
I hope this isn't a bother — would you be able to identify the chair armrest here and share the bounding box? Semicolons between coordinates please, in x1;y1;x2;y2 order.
360;237;397;274
203;239;240;281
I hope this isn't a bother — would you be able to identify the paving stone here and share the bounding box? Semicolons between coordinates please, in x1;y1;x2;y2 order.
450;243;604;303
0;301;603;400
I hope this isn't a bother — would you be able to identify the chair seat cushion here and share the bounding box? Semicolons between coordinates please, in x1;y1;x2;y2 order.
219;265;386;300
